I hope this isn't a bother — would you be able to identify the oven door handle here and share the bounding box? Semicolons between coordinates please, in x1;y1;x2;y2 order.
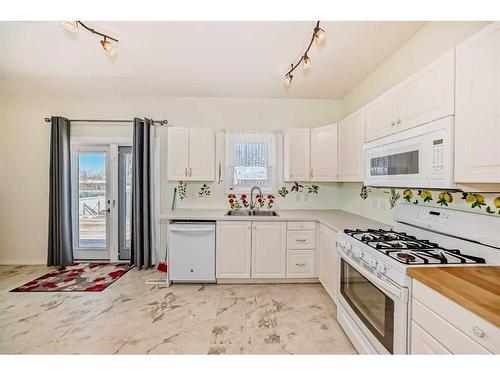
339;249;408;302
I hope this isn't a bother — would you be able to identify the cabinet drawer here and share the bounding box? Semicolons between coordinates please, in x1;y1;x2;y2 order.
287;230;316;249
287;221;316;231
412;298;491;354
286;250;316;278
413;279;499;353
411;321;451;354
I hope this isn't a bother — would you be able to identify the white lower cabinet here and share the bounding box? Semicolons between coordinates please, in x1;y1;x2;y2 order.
411;321;451;354
216;221;252;278
318;224;338;302
410;279;498;354
216;220;318;281
287;250;316;278
251;222;287;278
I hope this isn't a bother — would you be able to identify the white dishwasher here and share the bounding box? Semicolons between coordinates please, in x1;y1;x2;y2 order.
168;221;216;283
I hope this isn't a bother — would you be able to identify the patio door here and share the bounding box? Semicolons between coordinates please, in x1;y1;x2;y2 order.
72;144;132;261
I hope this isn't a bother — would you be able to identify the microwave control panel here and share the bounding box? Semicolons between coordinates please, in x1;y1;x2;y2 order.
431;138;445;174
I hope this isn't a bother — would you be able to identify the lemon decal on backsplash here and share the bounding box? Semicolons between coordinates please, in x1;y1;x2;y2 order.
418;190;433;203
437;192;453;206
359;187;500;216
403;189;413;203
462;193;487;209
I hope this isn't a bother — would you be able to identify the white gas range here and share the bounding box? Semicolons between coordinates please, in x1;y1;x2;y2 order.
335;204;500;355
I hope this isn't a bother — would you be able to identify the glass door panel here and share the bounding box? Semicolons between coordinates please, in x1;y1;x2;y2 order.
118;146;132;260
73;147;110;260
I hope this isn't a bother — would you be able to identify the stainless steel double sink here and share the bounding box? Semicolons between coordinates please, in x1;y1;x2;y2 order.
225;209;279;217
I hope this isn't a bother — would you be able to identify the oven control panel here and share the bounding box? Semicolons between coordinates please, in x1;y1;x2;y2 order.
431;138;445;174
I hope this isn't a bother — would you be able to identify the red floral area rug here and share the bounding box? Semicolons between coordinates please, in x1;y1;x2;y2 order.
10;263;132;292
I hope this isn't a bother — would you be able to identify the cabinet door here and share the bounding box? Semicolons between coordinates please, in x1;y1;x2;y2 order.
216;221;251;278
338;107;365;181
167;127;189;180
284;128;310;181
252;222;286;278
188;128;215;181
455;22;500;183
365;87;399;142
411;321;451;354
319;224;338;302
310;124;338;181
398;50;455;132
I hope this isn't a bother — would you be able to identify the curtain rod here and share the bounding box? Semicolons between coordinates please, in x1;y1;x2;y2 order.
44;118;168;126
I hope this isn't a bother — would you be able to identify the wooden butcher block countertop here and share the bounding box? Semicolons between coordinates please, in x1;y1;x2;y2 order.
408;266;500;328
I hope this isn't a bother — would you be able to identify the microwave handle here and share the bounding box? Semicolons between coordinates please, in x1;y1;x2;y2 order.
339;247;408;302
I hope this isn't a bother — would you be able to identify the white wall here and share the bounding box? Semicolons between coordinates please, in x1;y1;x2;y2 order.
0;94;341;264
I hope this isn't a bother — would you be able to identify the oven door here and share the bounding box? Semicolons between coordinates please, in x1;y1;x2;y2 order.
337;251;408;354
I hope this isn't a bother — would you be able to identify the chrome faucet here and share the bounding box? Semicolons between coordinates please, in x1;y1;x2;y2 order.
250;186;262;210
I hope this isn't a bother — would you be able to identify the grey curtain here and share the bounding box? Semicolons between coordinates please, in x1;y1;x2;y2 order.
47;116;74;267
131;118;153;269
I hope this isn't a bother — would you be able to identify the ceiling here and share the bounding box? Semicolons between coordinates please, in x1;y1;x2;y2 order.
0;21;425;99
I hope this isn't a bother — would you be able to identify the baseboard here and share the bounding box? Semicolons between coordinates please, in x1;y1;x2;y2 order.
0;259;46;265
217;278;319;284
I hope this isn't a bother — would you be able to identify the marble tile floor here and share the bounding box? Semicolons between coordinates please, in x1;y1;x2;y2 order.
0;265;357;354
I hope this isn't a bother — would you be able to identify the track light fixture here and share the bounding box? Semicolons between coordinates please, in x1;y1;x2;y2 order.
283;21;326;88
61;21;119;55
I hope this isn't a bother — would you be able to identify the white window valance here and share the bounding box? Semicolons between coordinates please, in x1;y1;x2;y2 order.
224;130;277;193
225;130;277;167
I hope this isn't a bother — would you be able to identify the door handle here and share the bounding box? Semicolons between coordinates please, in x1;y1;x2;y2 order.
396;119;401;125
390;121;395;127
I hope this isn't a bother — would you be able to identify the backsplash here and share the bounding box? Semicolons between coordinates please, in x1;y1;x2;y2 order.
360;185;500;215
167;181;343;210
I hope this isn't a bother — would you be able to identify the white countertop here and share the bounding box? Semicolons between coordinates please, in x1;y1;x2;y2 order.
158;209;391;232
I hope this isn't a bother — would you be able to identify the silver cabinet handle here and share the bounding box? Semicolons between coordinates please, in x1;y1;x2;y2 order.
296;263;306;267
310;168;314;178
185;167;188;177
396;119;401;125
295;239;307;243
390;121;395;127
472;326;484;338
189;167;192;177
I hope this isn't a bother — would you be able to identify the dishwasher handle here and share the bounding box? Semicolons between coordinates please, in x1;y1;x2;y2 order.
168;226;215;233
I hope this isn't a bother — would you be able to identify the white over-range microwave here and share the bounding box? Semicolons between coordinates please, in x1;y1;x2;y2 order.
364;116;454;189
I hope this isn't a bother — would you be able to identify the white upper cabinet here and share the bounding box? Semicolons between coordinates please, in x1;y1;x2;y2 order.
455;22;500;183
188;128;215;181
311;124;338;181
251;222;287;278
398;50;455;132
365;50;455;143
167;127;189;180
284;128;311;181
338;107;365;181
365;87;399;142
284;125;338;182
167;127;215;181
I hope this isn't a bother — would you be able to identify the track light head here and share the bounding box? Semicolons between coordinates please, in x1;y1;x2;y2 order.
100;37;117;56
61;21;79;33
303;54;311;70
314;27;326;45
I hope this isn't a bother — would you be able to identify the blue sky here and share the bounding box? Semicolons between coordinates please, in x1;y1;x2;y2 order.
79;154;105;174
